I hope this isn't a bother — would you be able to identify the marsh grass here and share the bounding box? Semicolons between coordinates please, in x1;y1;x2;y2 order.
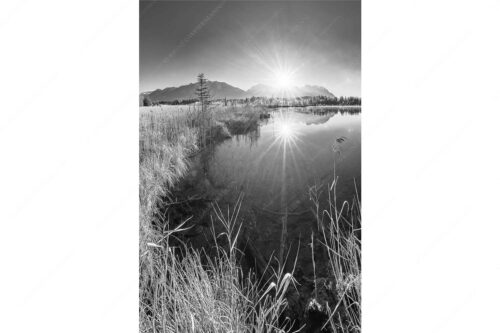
215;105;263;135
140;197;298;332
139;107;200;262
309;175;361;332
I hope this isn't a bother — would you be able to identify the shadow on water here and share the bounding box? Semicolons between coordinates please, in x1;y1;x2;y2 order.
158;106;361;331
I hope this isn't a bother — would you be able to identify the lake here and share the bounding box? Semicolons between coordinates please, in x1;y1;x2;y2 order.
172;106;361;277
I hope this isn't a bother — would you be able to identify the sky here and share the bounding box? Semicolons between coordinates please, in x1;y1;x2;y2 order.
140;0;361;96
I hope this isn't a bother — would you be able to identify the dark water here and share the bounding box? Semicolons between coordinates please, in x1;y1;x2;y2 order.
177;107;360;277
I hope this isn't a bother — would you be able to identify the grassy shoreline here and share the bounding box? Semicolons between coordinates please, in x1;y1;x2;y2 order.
139;105;289;332
139;105;361;332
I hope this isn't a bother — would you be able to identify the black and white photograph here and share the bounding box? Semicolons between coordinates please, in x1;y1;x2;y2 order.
140;1;360;331
2;1;500;333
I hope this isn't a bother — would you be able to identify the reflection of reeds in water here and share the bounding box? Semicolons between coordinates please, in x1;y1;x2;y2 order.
279;209;288;265
279;138;288;266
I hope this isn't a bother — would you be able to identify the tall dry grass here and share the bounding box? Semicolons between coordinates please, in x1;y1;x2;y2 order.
139;106;200;258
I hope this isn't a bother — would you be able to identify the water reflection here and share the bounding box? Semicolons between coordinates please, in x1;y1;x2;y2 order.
214;114;354;206
176;107;360;277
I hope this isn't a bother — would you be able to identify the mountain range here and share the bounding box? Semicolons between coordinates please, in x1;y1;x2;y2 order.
141;81;335;103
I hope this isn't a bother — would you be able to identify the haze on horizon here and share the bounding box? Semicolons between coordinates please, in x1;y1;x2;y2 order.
140;0;361;97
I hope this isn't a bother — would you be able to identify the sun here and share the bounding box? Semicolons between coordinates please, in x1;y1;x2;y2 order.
278;122;294;140
273;68;294;89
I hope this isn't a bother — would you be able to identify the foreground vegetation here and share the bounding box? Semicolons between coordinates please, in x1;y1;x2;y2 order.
140;104;289;332
139;104;361;332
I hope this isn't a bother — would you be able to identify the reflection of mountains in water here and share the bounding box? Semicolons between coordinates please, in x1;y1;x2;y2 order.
307;106;361;115
303;108;361;126
305;116;332;126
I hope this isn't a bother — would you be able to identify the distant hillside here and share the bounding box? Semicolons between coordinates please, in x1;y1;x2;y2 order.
141;80;335;104
144;81;246;103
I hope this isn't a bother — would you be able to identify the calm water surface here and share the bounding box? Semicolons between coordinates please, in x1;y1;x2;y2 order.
183;107;360;274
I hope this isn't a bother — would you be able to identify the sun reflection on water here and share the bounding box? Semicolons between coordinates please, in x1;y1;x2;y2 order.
277;122;294;141
273;112;302;149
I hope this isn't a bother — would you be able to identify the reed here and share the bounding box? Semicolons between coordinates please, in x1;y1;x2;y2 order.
140;197;297;332
310;175;361;332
